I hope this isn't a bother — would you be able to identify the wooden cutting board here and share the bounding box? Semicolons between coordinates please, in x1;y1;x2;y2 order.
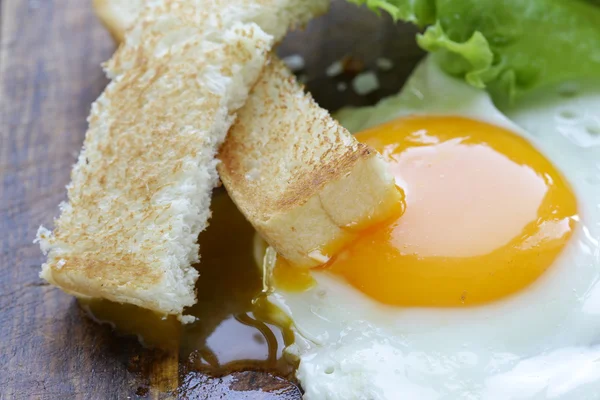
0;1;423;398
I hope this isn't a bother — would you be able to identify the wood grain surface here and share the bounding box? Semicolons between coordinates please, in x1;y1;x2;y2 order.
0;1;423;399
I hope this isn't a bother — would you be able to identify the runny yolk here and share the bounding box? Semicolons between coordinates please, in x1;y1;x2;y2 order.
275;115;578;306
331;115;578;306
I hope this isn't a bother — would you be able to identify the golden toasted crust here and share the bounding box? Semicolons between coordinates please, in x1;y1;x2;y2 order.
218;59;402;267
38;1;274;317
219;59;364;215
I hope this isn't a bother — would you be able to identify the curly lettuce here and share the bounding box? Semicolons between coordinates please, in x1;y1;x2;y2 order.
350;0;600;104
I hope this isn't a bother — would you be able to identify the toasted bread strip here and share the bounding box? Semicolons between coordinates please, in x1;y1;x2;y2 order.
38;2;277;320
218;59;402;267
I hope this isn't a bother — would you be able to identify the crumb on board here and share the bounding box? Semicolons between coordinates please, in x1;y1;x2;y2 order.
376;57;394;71
336;82;348;92
326;56;366;78
352;71;379;95
281;54;305;72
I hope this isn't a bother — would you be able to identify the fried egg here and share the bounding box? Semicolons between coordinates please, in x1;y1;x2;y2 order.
263;57;600;399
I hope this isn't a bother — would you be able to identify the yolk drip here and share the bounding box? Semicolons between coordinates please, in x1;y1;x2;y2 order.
274;115;578;307
328;115;578;306
272;256;317;292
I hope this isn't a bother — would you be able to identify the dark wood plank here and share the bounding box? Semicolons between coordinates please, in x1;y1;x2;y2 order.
0;0;424;399
0;1;166;398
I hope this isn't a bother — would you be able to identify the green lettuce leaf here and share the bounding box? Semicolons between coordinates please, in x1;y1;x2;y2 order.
350;0;600;104
347;0;435;26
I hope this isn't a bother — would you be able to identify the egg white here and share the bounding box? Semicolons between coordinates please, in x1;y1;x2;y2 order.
266;57;600;400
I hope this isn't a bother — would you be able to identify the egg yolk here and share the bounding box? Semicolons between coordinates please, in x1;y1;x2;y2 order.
274;116;578;307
